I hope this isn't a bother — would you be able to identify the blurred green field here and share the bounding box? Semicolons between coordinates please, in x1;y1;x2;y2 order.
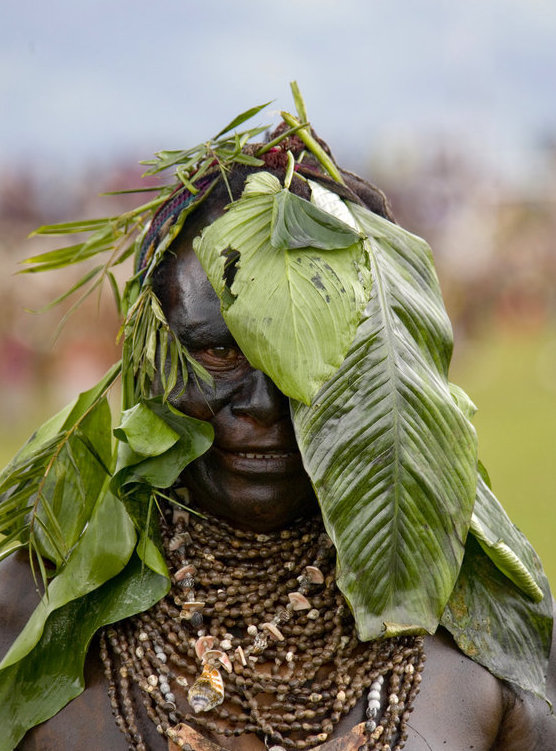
451;324;556;589
1;324;555;589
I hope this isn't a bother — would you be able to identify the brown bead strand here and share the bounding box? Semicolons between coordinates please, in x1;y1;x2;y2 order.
100;507;425;750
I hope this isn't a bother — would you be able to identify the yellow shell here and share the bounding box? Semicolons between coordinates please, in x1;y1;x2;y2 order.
187;664;225;713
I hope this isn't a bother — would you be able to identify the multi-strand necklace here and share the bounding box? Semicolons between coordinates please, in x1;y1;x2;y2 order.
101;506;425;751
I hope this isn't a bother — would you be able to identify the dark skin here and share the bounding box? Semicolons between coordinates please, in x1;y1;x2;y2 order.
2;209;556;750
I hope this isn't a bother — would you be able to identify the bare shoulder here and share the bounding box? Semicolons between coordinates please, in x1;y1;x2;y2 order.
402;623;556;751
402;630;504;750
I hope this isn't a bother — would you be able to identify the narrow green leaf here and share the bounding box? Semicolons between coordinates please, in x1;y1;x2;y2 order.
30;217;116;236
64;443;87;505
213;101;272;139
176;169;200;194
32;265;103;313
0;486;37;515
0;538;26;563
256;122;310;156
101;186;163;195
290;80;308;123
280;111;344;183
74;429;112;476
230;152;265;167
33;512;68;565
0;505;34;533
19;243;98;273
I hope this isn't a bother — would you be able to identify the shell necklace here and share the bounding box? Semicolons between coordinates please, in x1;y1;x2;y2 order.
101;505;425;750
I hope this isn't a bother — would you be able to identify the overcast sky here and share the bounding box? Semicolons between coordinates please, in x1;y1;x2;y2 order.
2;0;556;176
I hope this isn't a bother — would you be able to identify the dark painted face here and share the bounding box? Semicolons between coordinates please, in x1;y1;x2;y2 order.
158;213;317;532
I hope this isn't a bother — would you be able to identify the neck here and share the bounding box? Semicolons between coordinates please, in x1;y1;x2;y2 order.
167;486;320;533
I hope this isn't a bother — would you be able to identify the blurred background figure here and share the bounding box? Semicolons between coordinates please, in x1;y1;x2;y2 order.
1;0;555;581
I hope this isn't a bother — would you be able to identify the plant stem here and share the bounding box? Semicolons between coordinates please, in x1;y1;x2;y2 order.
290;80;308;123
280;112;344;185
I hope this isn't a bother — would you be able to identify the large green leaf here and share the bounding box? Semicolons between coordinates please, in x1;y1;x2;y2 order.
111;396;213;493
470;473;544;602
0;362;119;490
0;491;136;670
271;187;363;251
0;364;120;566
0;553;168;751
441;536;552;699
194;172;370;405
33;395;113;565
113;400;180;456
292;203;478;639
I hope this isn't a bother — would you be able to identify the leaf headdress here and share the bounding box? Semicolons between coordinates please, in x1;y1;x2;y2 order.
0;84;552;749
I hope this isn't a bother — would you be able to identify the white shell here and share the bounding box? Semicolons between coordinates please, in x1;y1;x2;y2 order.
194;635;215;660
288;591;311;610
180;602;205;620
203;649;233;673
175;564;196;582
172;506;190;524
261;622;285;641
235;645;247;666
305;565;324;584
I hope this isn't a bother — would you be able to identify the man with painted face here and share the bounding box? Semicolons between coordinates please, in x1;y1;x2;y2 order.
1;127;556;751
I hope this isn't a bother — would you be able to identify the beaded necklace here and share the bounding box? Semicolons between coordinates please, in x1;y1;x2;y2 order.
101;506;425;751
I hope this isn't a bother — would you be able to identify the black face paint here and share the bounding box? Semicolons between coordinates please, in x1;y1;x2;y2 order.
158;225;316;532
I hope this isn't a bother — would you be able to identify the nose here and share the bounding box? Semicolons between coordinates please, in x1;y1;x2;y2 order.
231;369;289;426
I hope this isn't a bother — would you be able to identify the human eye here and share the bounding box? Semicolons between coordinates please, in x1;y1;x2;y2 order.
193;346;247;371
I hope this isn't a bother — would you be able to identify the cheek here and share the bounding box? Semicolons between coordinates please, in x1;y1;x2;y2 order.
170;371;238;422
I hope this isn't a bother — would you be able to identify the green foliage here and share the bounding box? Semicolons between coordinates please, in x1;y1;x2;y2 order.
292;201;478;638
120;284;209;406
0;492;136;671
441;536;552;699
0;364;120;575
471;473;544;602
0;83;552;744
0;553;168;751
112;397;213;494
195;173;369;404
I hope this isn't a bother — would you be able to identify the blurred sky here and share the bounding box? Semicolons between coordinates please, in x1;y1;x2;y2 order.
2;0;556;179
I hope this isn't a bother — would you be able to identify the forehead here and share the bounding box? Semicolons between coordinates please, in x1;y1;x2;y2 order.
164;235;233;348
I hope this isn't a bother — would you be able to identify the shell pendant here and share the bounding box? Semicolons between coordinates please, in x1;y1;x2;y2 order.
187;664;225;713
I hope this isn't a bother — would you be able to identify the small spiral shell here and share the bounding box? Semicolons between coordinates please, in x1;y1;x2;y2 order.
187;665;225;713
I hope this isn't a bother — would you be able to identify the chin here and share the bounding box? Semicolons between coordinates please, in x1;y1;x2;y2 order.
180;463;317;532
